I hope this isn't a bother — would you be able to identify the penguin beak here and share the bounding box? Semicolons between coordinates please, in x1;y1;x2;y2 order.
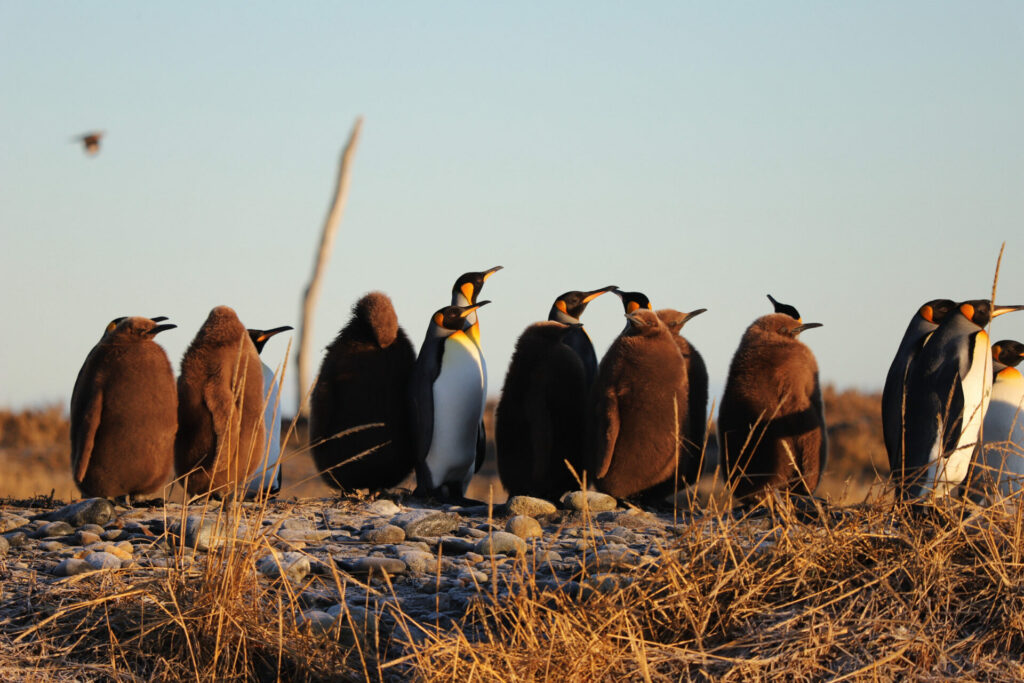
582;286;618;304
148;324;177;336
624;311;649;328
149;316;169;323
992;305;1024;318
791;322;822;336
256;326;294;343
460;301;491;317
482;266;503;281
683;308;708;323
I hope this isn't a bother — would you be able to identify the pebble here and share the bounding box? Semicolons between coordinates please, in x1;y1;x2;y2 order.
475;531;527;557
0;535;7;555
298;610;336;636
505;516;542;539
398;550;437;574
437;536;476;555
361;525;405;545
76;530;102;546
257;551;311;583
172;516;237;551
463;551;485;563
366;499;401;516
86;552;124;570
339;556;407;577
277;529;333;542
35;521;75;538
54;558;93;577
533;550;562;564
560;491;617;512
0;512;29;533
584;545;639;572
102;529;124;541
505;496;557;517
391;510;460;538
456;568;488;586
3;531;26;548
47;498;115;527
40;540;66;552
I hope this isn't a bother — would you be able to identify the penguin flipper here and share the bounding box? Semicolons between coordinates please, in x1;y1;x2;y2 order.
941;374;966;458
203;381;236;477
593;388;620;480
474;420;486;473
810;373;828;478
409;362;439;488
72;389;103;483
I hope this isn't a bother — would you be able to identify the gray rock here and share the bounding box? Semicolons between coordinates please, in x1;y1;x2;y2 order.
54;558;93;577
505;516;542;539
585;573;622;594
338;556;407;577
0;512;29;533
101;529;124;541
280;517;315;530
76;530;102;546
392;510;461;538
534;549;562;564
366;499;401;516
438;536;476;555
505;496;557;517
475;531;527;557
276;529;333;542
86;552;123;570
609;526;637;542
171;516;240;551
361;525;405;545
399;550;437;574
47;498;115;527
456;568;488;586
459;527;488;539
80;523;106;534
34;521;75;538
40;540;66;552
297;610;336;635
0;534;8;556
584;545;639;572
258;551;311;583
595;509;655;528
560;491;617;512
463;551;485;563
3;531;27;548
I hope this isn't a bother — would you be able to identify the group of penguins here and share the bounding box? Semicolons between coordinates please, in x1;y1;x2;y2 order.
68;264;1024;508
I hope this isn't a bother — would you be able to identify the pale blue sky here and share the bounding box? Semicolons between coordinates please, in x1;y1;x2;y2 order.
2;2;1023;413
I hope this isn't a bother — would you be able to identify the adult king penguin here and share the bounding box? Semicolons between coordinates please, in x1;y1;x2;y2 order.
496;321;587;500
175;306;266;496
767;294;801;320
310;292;416;491
881;299;957;472
897;300;1024;499
589;309;688;499
973;341;1024;499
547;286;618;387
70;316;178;499
718;313;826;502
243;325;293;498
410;301;491;500
656;308;709;486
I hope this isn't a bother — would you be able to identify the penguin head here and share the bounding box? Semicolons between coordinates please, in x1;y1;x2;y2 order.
353;291;401;348
108;316;177;344
451;266;503;307
550;285;618;323
613;289;654;314
432;301;492;334
655;308;707;335
767;294;801;322
917;299;957;325
194;306;249;345
247;326;293;355
955;300;1024;328
992;340;1024;369
624;309;666;337
754;313;822;340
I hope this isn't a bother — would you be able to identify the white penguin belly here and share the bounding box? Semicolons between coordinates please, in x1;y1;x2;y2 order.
245;363;283;496
980;371;1024;497
425;334;485;488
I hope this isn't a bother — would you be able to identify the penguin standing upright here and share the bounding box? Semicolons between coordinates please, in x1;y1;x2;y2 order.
547;286;618;386
881;299;957;471
410;301;491;500
175;306;266;496
243;325;293;498
70;316;178;499
972;341;1024;498
767;294;801;320
310;292;416;491
718;313;826;502
588;309;688;499
656;307;709;486
496;321;587;499
897;300;1024;499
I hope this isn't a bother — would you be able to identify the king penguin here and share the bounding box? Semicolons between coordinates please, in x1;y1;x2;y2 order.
767;294;801;320
656;307;709;486
897;300;1024;499
588;308;689;499
718;313;826;502
496;321;587;500
242;325;293;498
175;306;266;496
881;299;957;473
547;286;618;387
972;340;1024;499
410;301;491;500
310;292;416;491
70;316;178;499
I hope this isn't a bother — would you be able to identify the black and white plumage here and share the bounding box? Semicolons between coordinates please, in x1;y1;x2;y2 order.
973;340;1024;499
243;326;293;498
547;285;618;387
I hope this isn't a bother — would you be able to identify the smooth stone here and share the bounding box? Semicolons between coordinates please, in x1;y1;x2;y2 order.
595;510;655;527
505;516;542;539
3;531;27;548
35;521;75;538
391;510;460;538
258;551;311;582
280;517;315;530
463;552;485;563
361;525;406;545
101;529;124;541
86;552;123;570
277;529;333;542
0;535;8;555
298;610;336;636
48;498;115;527
398;550;437;574
0;513;29;533
585;573;622;594
584;546;639;572
534;550;562;564
366;499;401;516
172;516;240;551
505;496;557;517
40;540;65;552
603;534;628;546
475;531;527;557
54;558;93;577
560;491;617;512
339;556;407;577
437;536;476;555
609;527;637;541
76;530;102;546
459;527;488;539
456;568;488;586
80;524;106;535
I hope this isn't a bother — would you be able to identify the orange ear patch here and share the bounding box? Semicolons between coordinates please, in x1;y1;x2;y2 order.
460;282;475;303
555;300;568;314
433;312;444;327
627;301;640;313
920;305;934;323
960;303;975;320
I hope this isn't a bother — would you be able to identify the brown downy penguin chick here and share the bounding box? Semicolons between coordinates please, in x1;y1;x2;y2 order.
70;316;178;498
656;308;709;486
588;309;688;499
175;306;266;496
310;292;416;490
718;313;826;502
496;321;588;500
74;131;104;156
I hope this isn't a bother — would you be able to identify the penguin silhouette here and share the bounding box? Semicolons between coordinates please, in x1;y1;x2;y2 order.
74;131;104;156
589;309;688;499
175;306;266;496
243;325;293;498
496;321;587;500
310;292;416;491
70;316;177;499
656;307;709;486
718;313;826;502
548;285;618;387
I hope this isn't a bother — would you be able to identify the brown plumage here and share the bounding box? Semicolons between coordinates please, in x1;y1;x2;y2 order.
75;131;104;155
310;292;416;490
656;308;709;486
588;309;688;499
175;306;266;495
496;321;587;500
70;316;177;498
718;313;827;501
